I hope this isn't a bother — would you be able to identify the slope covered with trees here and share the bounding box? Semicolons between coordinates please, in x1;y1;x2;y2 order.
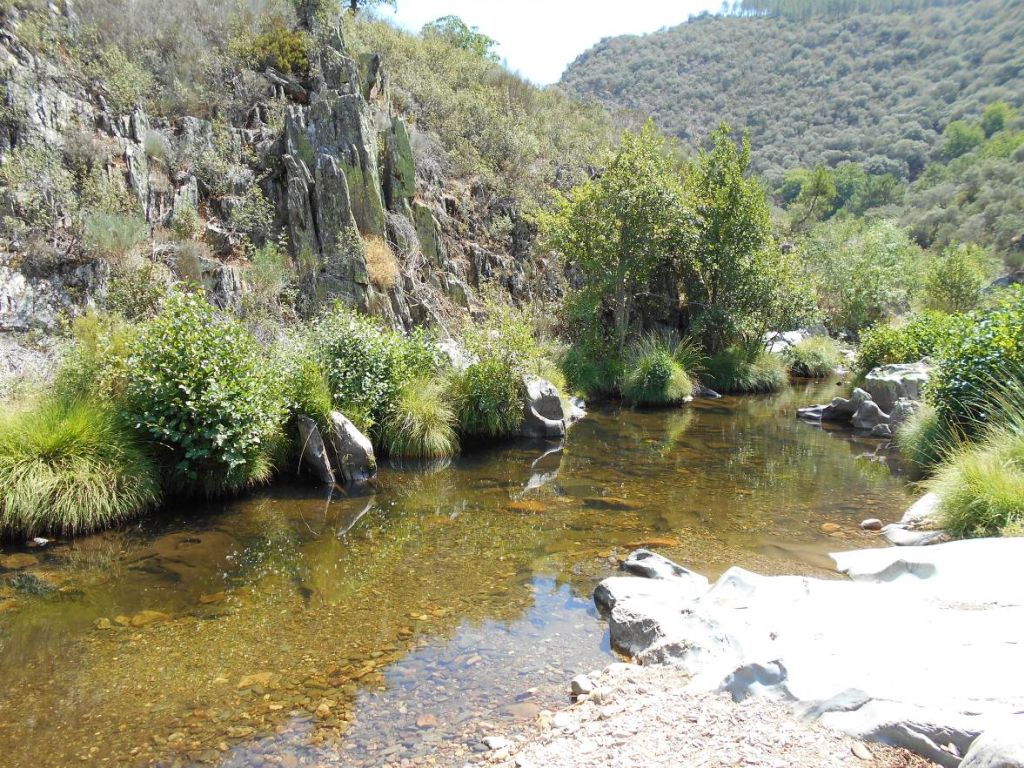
562;0;1024;186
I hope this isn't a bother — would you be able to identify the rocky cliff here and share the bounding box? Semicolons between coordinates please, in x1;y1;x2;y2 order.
0;8;552;345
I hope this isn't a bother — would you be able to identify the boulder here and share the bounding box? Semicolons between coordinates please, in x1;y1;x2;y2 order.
520;375;570;439
594;540;1024;766
880;492;949;546
852;399;890;430
326;411;376;487
863;362;931;413
821;388;872;422
296;415;336;485
764;326;828;355
889;397;920;432
961;721;1024;768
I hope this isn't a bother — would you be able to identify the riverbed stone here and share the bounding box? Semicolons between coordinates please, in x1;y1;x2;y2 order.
326;411;376;487
520;376;568;439
129;610;170;627
622;549;708;585
851;400;890;430
863;362;931;413
860;518;883;531
570;675;594;697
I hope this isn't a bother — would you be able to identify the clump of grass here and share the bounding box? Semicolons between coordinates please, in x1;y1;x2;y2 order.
621;335;693;406
930;422;1024;538
784;336;842;378
0;398;161;536
704;347;788;394
81;211;148;262
895;402;959;473
364;235;399;290
381;378;459;459
452;356;524;440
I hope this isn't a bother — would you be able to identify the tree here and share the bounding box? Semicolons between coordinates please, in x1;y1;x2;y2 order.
791;164;837;230
921;243;995;313
347;0;395;15
941;120;985;159
422;16;498;61
682;124;813;351
981;101;1017;138
542;121;694;357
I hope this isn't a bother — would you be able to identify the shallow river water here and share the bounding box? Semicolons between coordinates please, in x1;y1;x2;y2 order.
0;381;913;767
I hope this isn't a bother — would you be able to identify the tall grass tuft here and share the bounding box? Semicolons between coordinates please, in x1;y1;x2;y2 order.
560;343;621;400
784;336;842;378
621;335;693;406
704;347;788;394
895;402;960;473
0;398;160;536
382;378;459;459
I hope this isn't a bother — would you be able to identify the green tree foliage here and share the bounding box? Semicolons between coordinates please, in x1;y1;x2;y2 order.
941;120;985;160
855;310;967;376
981;101;1017;139
682;125;812;352
921;243;996;314
227;18;311;76
421;16;498;61
790;164;836;229
799;218;922;335
542;122;692;356
121;291;287;496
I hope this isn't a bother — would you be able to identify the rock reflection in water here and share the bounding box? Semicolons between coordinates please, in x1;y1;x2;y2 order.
0;380;913;767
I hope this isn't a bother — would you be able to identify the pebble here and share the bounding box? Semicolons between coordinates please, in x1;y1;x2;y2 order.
852;742;873;760
570;675;593;697
237;672;277;690
416;714;439;729
129;610;170;628
94;618;113;630
482;736;509;750
819;523;842;533
860;518;883;531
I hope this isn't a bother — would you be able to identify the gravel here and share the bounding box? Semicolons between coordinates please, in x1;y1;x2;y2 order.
470;663;936;768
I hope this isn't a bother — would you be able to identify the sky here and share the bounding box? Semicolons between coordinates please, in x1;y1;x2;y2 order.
379;1;724;85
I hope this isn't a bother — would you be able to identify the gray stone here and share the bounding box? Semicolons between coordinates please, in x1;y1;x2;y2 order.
296;416;336;485
851;400;890;430
623;549;709;584
889;397;920;432
483;736;510;751
797;404;827;421
694;384;722;399
880;493;948;546
326;411;377;487
869;423;893;438
860;518;883;531
520;376;570;439
961;721;1024;768
863;362;931;413
570;675;594;697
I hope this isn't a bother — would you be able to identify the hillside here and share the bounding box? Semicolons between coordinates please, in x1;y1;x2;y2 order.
561;0;1024;185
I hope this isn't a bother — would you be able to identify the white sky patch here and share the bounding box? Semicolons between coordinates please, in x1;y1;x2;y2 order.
378;0;724;85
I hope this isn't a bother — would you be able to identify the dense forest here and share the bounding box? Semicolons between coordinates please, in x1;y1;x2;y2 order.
562;0;1023;183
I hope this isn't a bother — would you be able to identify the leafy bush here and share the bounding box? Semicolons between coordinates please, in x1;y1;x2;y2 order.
242;243;293;319
228;18;311;76
451;355;524;440
381;377;458;459
81;211;148;262
799;218;923;336
54;312;135;402
704;347;788;394
104;259;173;321
277;335;334;431
855;311;966;376
560;341;622;400
784;336;842;378
920;243;996;314
171;202;202;240
928;288;1024;433
621;335;693;406
312;306;435;433
80;43;154;113
121;291;287;495
0;398;160;536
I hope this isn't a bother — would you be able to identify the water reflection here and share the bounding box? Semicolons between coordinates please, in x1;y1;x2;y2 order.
0;381;912;767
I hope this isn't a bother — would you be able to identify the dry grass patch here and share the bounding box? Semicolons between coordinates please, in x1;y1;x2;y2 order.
364;235;399;290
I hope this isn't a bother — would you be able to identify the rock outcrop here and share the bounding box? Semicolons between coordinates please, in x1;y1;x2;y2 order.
594;540;1024;767
797;387;892;433
326;411;376;487
519;376;586;439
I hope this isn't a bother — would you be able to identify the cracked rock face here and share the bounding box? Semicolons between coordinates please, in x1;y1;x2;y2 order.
594;540;1024;767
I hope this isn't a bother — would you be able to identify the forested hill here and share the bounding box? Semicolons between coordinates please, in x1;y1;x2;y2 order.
561;0;1024;184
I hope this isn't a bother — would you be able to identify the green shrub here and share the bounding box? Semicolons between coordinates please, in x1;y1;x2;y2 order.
855;311;966;376
277;335;334;432
312;307;436;433
104;259;173;321
920;243;996;314
704;347;788;394
81;211;148;262
121;291;287;496
930;422;1024;538
0;398;160;536
229;18;310;76
560;342;622;400
895;402;960;472
171;202;202;240
784;336;842;377
621;335;693;406
54;312;135;403
82;44;154;113
381;378;458;459
928;288;1024;433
